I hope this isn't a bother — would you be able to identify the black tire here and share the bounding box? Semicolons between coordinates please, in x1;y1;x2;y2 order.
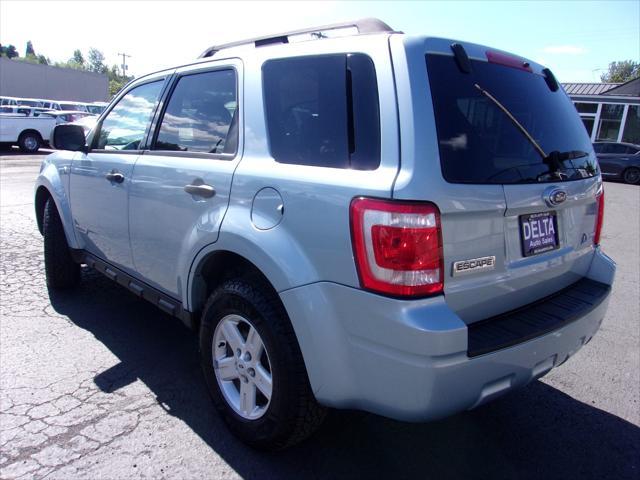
622;167;640;185
43;198;80;289
199;277;326;450
18;131;41;153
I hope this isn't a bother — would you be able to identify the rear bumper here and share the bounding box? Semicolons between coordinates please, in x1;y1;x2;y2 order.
280;248;615;421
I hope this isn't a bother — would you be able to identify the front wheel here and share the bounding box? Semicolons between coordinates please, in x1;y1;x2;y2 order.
622;167;640;185
43;198;80;289
199;278;326;450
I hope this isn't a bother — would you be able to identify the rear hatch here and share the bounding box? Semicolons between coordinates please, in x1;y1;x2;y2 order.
398;39;602;323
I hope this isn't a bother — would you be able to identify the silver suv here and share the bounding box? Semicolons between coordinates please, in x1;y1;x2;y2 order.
35;19;616;450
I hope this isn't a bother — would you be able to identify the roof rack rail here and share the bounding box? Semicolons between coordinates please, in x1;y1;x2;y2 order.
198;17;397;58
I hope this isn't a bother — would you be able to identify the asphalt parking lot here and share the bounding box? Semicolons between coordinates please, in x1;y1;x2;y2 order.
1;150;638;480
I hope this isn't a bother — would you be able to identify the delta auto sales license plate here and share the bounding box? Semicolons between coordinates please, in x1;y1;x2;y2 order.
519;211;559;257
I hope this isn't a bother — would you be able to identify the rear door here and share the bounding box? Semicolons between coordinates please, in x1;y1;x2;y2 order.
70;79;165;271
128;60;241;298
392;38;601;323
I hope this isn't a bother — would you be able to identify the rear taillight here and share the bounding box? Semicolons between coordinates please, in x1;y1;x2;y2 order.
594;189;605;245
350;197;443;297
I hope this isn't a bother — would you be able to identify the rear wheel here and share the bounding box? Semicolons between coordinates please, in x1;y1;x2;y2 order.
622;167;640;185
199;277;326;450
18;131;41;153
43;198;80;289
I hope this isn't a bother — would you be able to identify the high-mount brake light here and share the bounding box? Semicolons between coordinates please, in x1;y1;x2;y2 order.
350;198;444;297
486;50;533;72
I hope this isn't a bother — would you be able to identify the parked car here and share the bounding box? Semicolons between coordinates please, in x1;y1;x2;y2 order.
39;110;94;125
0;96;19;106
593;141;640;185
0;106;51;117
57;101;89;113
36;18;615;450
15;97;45;108
1;114;55;152
40;100;61;110
85;102;108;115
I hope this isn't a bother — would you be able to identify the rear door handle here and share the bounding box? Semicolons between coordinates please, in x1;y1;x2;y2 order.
184;183;216;198
105;171;125;183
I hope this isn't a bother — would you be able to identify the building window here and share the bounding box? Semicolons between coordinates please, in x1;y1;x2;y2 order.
621;105;639;145
574;102;598;114
596;104;625;141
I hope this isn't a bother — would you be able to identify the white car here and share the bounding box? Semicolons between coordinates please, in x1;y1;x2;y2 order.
0;114;55;152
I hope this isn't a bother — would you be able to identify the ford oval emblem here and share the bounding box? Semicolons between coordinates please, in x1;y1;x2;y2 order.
545;187;567;207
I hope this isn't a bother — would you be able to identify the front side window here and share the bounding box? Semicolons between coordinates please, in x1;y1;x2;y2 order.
262;54;380;170
95;81;163;150
154;69;237;154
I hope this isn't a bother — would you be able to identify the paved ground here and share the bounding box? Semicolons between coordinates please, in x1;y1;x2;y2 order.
1;149;639;480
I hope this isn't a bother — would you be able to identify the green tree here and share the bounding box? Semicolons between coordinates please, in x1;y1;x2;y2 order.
70;49;85;68
37;54;49;65
600;60;640;83
108;64;133;97
87;48;107;74
4;44;19;59
25;40;35;57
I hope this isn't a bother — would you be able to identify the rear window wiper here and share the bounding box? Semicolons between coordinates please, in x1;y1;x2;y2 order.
474;83;591;180
474;83;547;159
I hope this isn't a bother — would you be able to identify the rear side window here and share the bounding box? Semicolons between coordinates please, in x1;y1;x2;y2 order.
426;54;598;184
263;54;380;170
154;69;237;154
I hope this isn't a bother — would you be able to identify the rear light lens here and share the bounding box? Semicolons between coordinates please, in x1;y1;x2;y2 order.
594;188;605;245
350;197;443;297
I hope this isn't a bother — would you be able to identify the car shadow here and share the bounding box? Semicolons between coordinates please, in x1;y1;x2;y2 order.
49;268;640;480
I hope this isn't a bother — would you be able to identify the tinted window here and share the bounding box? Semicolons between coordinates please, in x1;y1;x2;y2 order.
95;81;163;150
154;70;237;154
574;102;598;114
426;54;598;184
622;105;640;145
263;54;380;170
609;144;628;154
596;104;625;142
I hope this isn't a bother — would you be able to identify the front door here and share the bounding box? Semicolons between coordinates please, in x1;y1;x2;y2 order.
70;79;165;271
128;63;242;297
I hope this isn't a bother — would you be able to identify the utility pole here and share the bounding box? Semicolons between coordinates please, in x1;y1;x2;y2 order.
117;52;131;77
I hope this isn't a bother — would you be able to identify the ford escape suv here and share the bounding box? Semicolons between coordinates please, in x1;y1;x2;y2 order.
35;18;616;450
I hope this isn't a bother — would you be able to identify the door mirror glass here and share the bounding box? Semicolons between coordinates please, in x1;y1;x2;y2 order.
51;124;87;152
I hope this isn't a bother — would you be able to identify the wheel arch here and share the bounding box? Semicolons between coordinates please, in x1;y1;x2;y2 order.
34;162;79;248
189;249;281;320
18;129;43;142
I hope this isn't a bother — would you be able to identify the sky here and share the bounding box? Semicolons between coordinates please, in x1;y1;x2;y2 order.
1;0;638;82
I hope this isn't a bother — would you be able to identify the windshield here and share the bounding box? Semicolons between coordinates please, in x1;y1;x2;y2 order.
426;54;598;184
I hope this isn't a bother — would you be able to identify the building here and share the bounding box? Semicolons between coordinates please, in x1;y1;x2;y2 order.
563;78;640;145
0;57;108;102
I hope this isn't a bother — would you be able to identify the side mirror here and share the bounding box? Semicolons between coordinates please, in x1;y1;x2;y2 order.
51;124;88;152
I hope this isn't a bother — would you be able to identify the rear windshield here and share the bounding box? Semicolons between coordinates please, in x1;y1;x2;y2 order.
426;54;598;184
